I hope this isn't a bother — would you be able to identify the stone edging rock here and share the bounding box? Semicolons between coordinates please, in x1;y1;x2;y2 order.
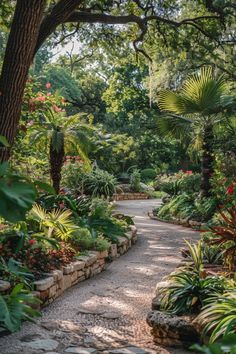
30;226;138;306
147;280;201;347
148;212;205;230
113;193;149;201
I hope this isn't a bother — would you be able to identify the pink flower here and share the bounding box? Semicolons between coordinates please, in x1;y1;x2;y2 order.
59;202;65;209
186;170;193;175
27;120;34;127
45;82;51;89
47;92;52;96
53;105;62;113
37;95;46;102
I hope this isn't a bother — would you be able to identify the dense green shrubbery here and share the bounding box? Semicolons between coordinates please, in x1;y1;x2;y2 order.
63;167;117;198
141;168;157;182
155;193;217;222
155;171;201;196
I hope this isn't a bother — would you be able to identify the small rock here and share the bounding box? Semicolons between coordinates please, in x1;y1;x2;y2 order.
101;311;121;319
65;347;97;354
45;352;60;354
21;334;42;342
77;307;104;315
108;348;149;354
41;320;60;331
0;280;11;292
25;339;59;351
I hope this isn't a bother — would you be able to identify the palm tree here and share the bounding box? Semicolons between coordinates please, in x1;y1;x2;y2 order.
30;110;95;194
158;67;235;198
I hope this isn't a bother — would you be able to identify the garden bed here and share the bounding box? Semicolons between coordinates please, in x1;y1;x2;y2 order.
4;226;137;307
148;211;205;230
113;193;149;201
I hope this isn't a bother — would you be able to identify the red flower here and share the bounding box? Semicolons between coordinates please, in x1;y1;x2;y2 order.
227;184;234;195
45;82;51;89
186;170;193;175
29;239;36;245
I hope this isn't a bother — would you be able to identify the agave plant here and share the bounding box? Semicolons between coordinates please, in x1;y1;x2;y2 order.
29;204;78;240
196;290;236;343
203;206;236;270
158;67;235;198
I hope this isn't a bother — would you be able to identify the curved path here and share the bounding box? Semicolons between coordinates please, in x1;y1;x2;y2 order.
0;199;198;354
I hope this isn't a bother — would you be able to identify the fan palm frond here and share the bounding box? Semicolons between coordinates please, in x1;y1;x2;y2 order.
159;67;227;116
156;114;192;140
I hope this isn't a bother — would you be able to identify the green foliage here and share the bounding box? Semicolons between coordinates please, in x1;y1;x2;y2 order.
0;163;37;222
141;168;157;182
0;258;34;288
29;204;77;241
155;172;201;196
130;169;141;192
160;268;228;316
0;284;40;333
66;168;117;198
197;291;236;343
192;334;236;353
157;193;217;222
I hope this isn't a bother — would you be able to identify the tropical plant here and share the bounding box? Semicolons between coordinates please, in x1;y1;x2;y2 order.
0;284;40;332
29;110;94;193
203;207;236;270
0;257;34;287
191;334;236;353
158;67;235;198
69;168;117;198
196;291;236;343
0;162;37;222
29;204;77;240
159;268;227;315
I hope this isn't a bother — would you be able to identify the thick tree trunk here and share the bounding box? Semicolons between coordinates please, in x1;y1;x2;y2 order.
49;136;65;194
200;125;214;198
0;0;46;162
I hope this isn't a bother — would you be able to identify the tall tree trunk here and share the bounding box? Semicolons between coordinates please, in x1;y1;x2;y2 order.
0;0;46;162
49;135;65;194
200;125;214;198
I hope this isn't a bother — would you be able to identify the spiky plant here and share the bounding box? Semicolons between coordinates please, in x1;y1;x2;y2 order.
158;67;235;198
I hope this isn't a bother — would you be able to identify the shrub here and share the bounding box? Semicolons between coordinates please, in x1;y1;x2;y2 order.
141;168;157;182
130;169;141;192
159;269;228;315
71;168;117;198
155;172;201;196
203;206;236;270
196;291;236;343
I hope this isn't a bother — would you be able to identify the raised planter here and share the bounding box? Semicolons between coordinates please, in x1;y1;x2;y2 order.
113;193;149;201
21;226;138;307
147;278;201;348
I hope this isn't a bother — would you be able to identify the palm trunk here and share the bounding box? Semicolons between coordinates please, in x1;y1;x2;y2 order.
200;125;214;198
0;0;46;162
49;136;65;194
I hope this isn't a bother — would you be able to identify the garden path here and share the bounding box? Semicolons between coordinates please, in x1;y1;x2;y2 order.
0;199;198;354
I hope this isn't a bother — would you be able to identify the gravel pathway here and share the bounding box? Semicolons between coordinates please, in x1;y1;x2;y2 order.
0;199;198;354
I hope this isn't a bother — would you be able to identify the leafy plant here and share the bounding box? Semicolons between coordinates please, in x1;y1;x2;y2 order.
130;169;141;192
159;269;227;315
191;334;236;353
203;207;236;270
141;168;157;182
69;168;117;198
0;284;40;332
29;204;78;240
196;291;236;343
0;162;37;222
0;257;34;287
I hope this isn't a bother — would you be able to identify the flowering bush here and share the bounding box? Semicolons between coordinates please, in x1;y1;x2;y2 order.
155;171;201;196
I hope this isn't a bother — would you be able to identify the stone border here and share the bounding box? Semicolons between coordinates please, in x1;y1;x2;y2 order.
148;212;205;230
113;193;149;201
31;226;138;306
